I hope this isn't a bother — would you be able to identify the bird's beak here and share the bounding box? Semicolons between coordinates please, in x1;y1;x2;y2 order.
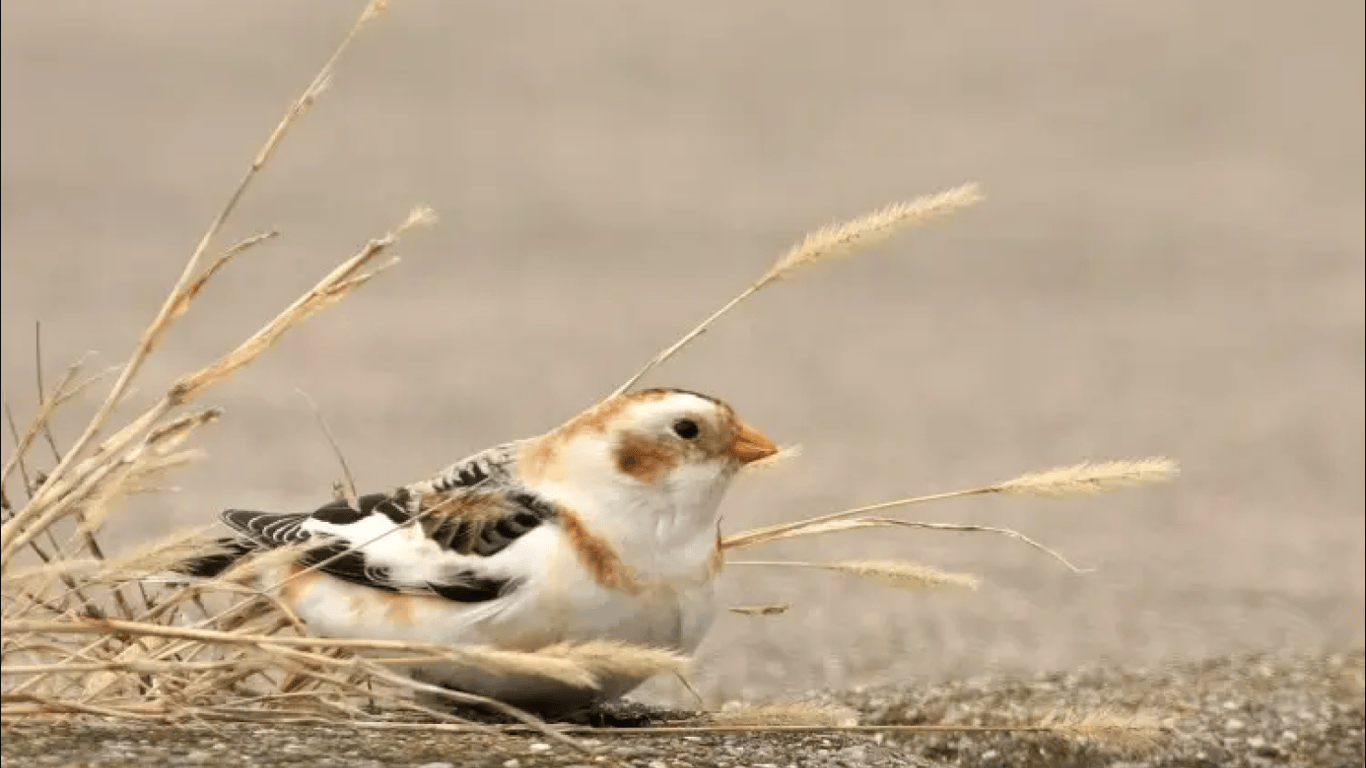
729;420;779;465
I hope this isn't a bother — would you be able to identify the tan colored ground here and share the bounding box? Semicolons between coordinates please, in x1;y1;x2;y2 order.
2;2;1362;707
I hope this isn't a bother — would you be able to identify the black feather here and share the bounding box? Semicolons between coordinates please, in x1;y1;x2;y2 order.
214;484;551;604
426;574;513;602
221;509;310;547
174;538;259;579
297;541;395;590
297;540;514;603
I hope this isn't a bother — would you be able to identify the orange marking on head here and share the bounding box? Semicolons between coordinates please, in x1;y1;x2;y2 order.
519;391;672;484
556;507;642;594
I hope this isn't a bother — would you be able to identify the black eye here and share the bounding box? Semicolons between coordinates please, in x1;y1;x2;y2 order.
672;419;700;439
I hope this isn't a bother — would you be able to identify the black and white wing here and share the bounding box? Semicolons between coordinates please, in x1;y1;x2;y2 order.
417;439;528;495
212;442;559;602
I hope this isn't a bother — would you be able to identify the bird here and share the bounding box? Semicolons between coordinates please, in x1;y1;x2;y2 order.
174;387;778;713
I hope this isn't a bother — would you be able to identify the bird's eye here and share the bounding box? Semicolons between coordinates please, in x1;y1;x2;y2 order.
672;419;700;439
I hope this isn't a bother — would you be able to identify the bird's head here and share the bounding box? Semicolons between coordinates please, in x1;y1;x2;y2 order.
520;388;778;533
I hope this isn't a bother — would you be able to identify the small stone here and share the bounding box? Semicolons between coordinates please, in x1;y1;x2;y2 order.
648;762;668;768
1246;736;1266;749
528;742;552;753
501;760;520;768
1280;730;1299;742
1224;718;1245;731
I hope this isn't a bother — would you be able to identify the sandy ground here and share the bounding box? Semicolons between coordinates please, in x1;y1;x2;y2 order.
2;1;1363;708
2;651;1362;767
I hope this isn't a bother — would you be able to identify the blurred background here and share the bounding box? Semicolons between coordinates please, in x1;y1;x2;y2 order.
2;2;1362;705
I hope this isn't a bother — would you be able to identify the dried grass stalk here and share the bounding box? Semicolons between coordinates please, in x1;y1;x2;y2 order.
2;527;219;587
612;183;981;395
722;456;1180;559
726;517;1089;573
561;716;1171;749
729;559;981;591
2;2;1181;748
7;0;393;528
707;701;859;727
728;604;790;616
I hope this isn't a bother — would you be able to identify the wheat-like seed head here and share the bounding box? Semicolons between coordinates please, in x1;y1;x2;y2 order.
707;701;860;727
609;184;981;395
994;457;1179;498
758;183;982;285
2;527;220;587
533;639;691;681
1040;707;1170;754
441;645;600;689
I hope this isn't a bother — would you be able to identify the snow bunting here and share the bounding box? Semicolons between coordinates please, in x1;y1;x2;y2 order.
178;388;777;712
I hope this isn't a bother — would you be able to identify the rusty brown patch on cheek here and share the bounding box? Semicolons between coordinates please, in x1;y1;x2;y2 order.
523;390;686;483
615;434;681;484
557;508;641;594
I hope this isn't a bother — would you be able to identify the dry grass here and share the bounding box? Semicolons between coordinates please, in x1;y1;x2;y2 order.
0;0;1178;757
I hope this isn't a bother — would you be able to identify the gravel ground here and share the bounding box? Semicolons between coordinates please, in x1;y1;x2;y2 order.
5;649;1361;768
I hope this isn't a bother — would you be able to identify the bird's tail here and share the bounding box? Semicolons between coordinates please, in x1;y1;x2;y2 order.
144;537;261;584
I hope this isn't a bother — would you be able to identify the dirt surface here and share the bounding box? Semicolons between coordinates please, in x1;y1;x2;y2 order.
2;1;1363;708
2;650;1362;768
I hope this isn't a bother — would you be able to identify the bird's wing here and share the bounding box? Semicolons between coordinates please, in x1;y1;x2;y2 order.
220;442;558;603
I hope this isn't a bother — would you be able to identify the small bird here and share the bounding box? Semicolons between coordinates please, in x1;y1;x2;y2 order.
178;388;777;713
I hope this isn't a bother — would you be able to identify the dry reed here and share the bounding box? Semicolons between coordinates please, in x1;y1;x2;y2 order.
1;0;1179;759
727;559;982;591
611;184;982;396
706;700;860;727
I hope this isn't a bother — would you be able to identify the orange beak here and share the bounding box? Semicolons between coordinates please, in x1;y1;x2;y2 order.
729;420;779;465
